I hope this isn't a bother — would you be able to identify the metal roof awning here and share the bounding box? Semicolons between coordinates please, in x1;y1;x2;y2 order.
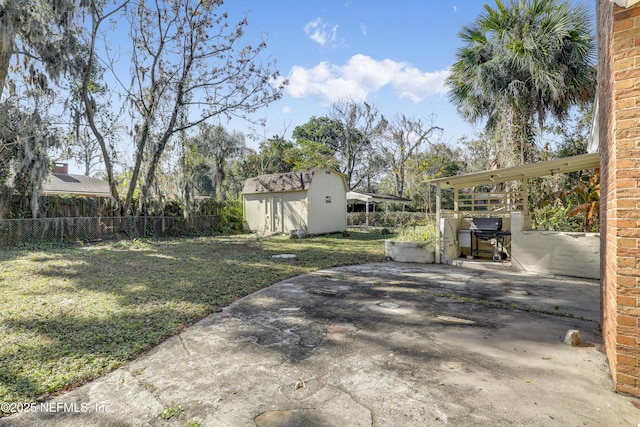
346;191;411;204
426;152;600;189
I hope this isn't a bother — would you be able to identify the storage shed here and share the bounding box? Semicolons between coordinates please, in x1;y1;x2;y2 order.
242;169;347;235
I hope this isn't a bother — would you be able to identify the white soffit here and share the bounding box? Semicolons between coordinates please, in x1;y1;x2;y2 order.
613;0;640;7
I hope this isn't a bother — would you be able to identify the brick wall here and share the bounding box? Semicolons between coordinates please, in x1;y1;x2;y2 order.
598;0;640;396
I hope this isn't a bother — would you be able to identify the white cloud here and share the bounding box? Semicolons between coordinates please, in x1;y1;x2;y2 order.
282;105;291;114
304;18;338;47
360;23;367;36
453;5;457;13
284;54;449;103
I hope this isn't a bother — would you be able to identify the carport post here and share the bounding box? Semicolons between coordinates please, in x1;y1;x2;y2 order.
366;201;369;227
521;178;529;213
435;183;441;264
454;188;459;212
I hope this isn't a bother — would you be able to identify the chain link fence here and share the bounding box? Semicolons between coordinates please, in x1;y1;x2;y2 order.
0;215;219;248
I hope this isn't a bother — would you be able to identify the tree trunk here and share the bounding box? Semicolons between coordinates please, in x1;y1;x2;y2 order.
214;158;225;202
0;27;16;101
0;47;12;101
81;4;128;213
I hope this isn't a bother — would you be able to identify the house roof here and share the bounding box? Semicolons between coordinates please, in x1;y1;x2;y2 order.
242;169;335;194
43;173;111;197
347;191;411;204
426;152;600;189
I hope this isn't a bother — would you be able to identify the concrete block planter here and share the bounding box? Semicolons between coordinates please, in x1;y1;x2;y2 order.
384;240;435;264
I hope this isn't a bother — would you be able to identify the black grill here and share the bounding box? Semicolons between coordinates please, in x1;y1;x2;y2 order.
469;217;502;240
469;218;510;262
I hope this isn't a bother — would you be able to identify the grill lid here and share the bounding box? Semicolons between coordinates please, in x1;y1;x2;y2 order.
470;217;502;231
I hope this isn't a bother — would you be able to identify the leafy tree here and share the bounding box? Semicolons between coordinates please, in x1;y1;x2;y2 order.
239;136;301;178
58;62;119;176
403;144;463;212
0;1;91;217
290;101;386;191
292;116;342;172
0;0;87;100
458;134;494;174
184;124;245;202
377;114;442;197
81;0;285;215
0;102;57;218
548;101;593;160
536;169;599;232
446;0;596;167
327;99;386;190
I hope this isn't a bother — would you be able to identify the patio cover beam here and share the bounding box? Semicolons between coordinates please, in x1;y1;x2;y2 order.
425;152;599;190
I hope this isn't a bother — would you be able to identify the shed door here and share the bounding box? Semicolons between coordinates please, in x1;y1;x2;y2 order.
265;196;282;232
272;196;282;232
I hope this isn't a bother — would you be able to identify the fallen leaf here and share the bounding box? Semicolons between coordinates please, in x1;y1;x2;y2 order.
295;379;305;390
525;379;531;383
631;400;640;410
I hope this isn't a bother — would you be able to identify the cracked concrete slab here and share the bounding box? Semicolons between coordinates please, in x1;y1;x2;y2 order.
2;262;639;426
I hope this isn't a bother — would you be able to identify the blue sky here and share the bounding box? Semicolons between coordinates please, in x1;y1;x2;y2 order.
62;0;596;174
216;0;596;149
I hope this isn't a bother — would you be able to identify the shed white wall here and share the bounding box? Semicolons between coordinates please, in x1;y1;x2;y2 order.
307;170;347;234
510;212;600;279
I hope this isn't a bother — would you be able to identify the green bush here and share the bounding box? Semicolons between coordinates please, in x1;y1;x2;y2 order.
216;200;243;233
531;199;583;231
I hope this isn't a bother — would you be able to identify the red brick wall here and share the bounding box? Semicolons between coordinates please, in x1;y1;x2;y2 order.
598;0;640;397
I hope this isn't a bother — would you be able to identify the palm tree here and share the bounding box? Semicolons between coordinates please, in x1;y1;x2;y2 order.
446;0;596;167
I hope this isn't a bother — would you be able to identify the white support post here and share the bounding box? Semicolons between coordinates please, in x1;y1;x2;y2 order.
365;201;369;227
435;183;442;264
454;188;459;216
522;178;529;213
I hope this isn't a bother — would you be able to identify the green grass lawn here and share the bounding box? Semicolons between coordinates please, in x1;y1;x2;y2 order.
0;231;387;409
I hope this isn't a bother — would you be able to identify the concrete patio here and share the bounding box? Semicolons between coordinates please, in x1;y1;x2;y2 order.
2;262;638;426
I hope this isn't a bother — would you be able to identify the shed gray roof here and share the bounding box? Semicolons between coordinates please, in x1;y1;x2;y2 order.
242;169;346;194
242;170;322;194
43;173;111;197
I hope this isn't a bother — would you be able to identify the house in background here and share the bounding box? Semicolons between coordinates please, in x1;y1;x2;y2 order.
43;163;111;198
242;169;347;235
39;162;112;217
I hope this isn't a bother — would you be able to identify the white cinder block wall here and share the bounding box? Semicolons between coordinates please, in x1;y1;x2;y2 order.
440;217;463;264
510;212;600;279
